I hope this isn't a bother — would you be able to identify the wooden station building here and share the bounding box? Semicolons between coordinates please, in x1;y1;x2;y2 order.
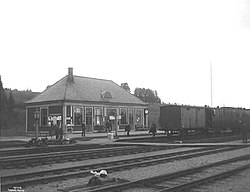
25;68;148;135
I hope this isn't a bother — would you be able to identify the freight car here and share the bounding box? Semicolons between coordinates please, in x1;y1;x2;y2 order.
212;107;250;134
159;104;250;136
159;105;212;136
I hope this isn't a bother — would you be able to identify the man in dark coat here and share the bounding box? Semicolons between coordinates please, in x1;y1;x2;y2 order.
55;125;59;140
149;123;157;137
81;122;86;136
125;124;131;136
55;122;63;140
59;127;63;140
105;120;111;133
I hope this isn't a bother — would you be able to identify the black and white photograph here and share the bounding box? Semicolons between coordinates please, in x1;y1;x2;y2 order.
1;0;250;192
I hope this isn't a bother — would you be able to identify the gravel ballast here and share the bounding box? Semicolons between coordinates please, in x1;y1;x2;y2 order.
18;146;250;192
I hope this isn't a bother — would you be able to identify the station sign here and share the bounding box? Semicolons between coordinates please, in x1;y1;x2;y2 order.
109;116;115;120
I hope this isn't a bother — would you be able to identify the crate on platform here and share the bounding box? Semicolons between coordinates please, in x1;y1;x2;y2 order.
107;132;114;139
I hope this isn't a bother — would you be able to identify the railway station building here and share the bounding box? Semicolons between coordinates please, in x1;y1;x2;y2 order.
25;68;149;135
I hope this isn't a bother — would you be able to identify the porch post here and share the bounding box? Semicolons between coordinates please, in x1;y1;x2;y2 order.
63;104;67;136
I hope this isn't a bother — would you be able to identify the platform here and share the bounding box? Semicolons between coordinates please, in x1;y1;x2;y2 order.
1;130;249;149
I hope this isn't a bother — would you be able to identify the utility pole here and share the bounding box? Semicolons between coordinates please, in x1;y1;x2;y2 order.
210;62;213;107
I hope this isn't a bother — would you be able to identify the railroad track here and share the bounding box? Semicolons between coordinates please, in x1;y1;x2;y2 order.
0;145;172;169
1;146;245;190
117;134;241;144
62;154;250;192
0;143;129;157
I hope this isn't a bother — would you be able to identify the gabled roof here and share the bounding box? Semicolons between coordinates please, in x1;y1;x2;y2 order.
26;75;147;106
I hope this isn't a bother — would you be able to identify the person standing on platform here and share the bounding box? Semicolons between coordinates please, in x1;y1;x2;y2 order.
81;121;86;136
55;124;59;140
149;123;157;137
125;124;131;136
58;122;63;140
105;120;111;133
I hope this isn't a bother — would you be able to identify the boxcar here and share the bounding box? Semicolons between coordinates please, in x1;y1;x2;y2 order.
159;104;250;136
148;103;162;129
159;105;209;135
212;107;249;134
245;109;250;129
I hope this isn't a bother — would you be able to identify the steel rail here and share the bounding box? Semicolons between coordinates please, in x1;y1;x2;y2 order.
83;154;250;192
0;144;128;157
1;145;169;169
156;163;250;192
1;146;222;188
1;146;134;162
2;146;244;190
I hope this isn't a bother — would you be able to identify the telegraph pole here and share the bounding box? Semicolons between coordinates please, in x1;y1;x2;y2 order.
210;62;213;107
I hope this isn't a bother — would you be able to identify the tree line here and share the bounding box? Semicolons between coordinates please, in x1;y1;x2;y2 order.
0;76;15;131
120;82;162;104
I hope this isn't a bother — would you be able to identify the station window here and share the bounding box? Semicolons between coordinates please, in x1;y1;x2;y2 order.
73;106;82;125
66;105;72;124
41;108;48;126
66;105;71;117
94;107;103;126
120;108;127;125
101;91;112;99
106;108;117;118
129;108;133;124
86;108;93;126
135;109;142;125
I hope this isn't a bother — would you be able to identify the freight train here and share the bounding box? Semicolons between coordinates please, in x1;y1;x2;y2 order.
159;104;250;136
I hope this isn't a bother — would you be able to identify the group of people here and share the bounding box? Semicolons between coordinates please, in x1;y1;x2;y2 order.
50;121;64;140
81;120;158;138
105;120;131;137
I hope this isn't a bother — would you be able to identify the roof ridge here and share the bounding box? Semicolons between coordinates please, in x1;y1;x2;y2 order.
63;76;68;101
25;75;68;104
74;75;113;82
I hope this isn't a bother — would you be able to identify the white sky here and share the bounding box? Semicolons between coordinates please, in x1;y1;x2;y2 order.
1;0;250;108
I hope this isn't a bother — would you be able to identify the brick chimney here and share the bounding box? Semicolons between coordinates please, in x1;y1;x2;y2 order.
67;67;74;83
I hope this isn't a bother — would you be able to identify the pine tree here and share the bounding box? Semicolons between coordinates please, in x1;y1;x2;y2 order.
0;76;9;131
8;91;15;114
